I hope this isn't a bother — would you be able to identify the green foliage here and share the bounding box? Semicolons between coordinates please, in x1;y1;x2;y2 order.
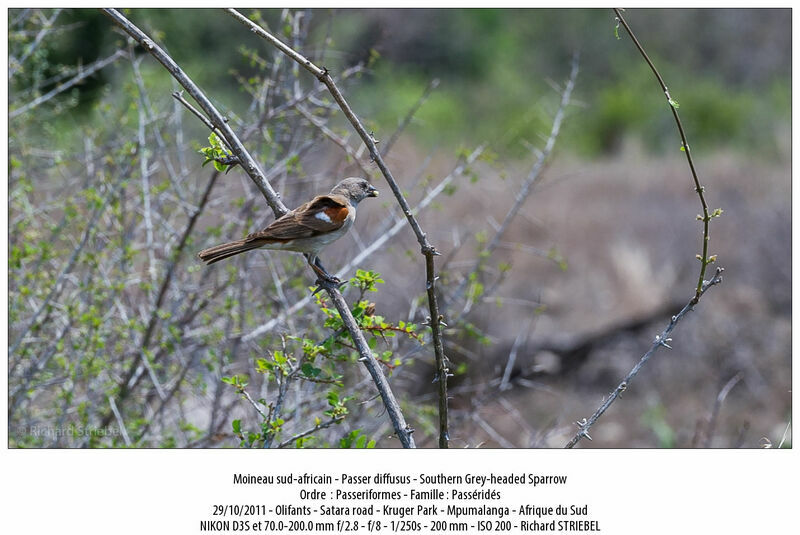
221;374;249;388
352;269;384;293
339;429;376;449
224;270;423;448
199;133;234;172
325;390;351;419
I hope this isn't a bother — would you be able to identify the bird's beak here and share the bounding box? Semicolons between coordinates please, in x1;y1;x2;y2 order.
368;185;379;197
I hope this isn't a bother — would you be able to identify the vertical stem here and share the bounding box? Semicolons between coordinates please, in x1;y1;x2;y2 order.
613;9;712;301
426;254;449;447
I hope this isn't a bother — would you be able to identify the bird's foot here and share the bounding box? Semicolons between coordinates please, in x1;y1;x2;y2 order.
312;275;343;294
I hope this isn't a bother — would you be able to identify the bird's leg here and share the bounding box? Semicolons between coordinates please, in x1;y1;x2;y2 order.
306;254;342;286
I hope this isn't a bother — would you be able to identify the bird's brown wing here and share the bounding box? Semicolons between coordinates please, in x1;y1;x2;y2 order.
244;194;351;243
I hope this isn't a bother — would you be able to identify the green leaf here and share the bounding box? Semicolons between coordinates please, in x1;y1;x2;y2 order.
327;391;340;406
301;363;322;378
255;358;273;372
232;419;241;434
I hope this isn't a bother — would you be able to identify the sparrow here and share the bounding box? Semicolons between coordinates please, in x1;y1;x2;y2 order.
198;177;379;283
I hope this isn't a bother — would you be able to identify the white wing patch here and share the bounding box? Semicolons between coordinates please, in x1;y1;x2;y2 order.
314;211;333;223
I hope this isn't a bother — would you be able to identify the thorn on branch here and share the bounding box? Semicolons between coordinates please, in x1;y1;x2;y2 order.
574;419;593;441
701;267;725;292
655;335;673;350
311;285;326;296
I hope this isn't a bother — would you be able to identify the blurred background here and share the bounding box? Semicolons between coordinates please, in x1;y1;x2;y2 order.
8;8;791;448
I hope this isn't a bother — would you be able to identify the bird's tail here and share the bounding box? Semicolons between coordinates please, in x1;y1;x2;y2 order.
197;240;264;265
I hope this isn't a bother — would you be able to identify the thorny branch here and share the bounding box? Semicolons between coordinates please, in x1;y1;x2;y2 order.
225;7;449;449
614;8;716;302
565;10;724;447
103;9;285;214
565;269;723;448
242;146;484;341
102;8;416;448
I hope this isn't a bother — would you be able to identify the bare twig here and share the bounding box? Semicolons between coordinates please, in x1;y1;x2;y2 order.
9;318;73;411
263;357;293;449
472;411;515;448
614;9;716;302
240;387;269;421
226;7;438;449
278;417;344;448
565;268;724;448
130;49;192;216
10;180;121;356
134;347;199;443
102;9;285;213
107;396;132;446
8;8;62;80
135;61;159;290
103;8;415;448
10;49;127;119
499;317;534;391
172;90;219;136
704;371;743;448
295;104;372;177
381;78;440;157
450;55;578;309
100;170;221;430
